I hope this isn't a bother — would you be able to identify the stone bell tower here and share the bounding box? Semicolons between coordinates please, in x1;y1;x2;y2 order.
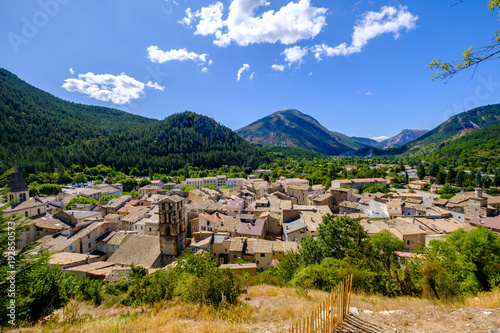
158;195;186;266
6;164;29;204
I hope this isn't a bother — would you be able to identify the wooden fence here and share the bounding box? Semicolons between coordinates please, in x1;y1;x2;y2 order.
288;275;353;333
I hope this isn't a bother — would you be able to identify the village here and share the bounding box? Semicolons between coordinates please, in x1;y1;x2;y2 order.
3;164;500;282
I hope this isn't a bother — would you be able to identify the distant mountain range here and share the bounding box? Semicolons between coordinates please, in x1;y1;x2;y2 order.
236;109;430;154
1;66;499;174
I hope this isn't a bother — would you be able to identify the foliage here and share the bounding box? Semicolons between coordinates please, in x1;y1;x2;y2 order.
0;184;75;326
435;183;461;199
300;215;367;264
0;68;267;174
103;249;241;308
420;226;500;299
181;186;197;192
428;1;500;81
64;197;98;210
138;179;151;188
360;183;390;194
120;178;138;193
37;183;62;196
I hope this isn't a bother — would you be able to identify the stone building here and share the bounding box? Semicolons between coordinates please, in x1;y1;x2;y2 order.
158;195;185;266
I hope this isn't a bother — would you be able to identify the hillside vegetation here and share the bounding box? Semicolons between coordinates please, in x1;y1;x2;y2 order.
432;123;500;159
0;68;266;174
402;104;500;154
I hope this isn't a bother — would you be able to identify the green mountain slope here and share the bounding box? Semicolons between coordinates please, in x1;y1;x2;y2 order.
403;104;500;153
431;123;500;159
236;109;366;155
0;68;266;173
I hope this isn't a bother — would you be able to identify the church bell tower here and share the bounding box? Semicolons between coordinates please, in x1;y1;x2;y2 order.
158;195;186;266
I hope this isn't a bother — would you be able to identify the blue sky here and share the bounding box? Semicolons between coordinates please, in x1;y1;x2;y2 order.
1;0;499;140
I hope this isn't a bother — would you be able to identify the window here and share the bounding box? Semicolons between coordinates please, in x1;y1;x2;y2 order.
406;240;410;245
260;253;265;257
25;212;28;217
256;261;259;264
69;245;73;251
112;245;116;250
88;243;91;249
141;226;143;230
149;227;152;232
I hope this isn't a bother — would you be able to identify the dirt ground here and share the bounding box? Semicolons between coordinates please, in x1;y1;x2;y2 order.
341;297;500;333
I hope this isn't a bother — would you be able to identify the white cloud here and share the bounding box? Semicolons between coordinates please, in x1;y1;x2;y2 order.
237;63;250;81
272;64;285;71
182;0;327;47
249;72;255;80
194;2;225;36
371;136;389;142
147;46;208;63
179;8;194;26
201;67;209;72
208;59;213;66
282;45;308;66
146;80;165;91
69;68;75;75
62;72;163;105
313;6;418;59
366;90;373;95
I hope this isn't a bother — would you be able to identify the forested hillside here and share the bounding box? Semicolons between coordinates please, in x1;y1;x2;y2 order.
0;68;266;174
432;123;500;159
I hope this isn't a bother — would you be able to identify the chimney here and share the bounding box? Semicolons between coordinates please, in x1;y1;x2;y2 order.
475;188;483;198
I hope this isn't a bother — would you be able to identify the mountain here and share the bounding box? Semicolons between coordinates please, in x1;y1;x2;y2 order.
351;104;500;157
379;129;429;148
401;104;500;154
236;109;367;155
0;68;266;174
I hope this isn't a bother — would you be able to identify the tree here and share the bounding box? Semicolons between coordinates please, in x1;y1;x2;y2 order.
121;178;138;192
417;164;426;180
316;215;367;260
73;173;87;184
428;163;439;177
138;178;151;188
446;168;457;184
38;184;62;196
0;187;74;326
456;171;466;187
300;236;323;265
428;1;500;81
435;171;446;185
421;226;500;299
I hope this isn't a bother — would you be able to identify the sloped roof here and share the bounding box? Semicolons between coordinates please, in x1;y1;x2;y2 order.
107;234;161;268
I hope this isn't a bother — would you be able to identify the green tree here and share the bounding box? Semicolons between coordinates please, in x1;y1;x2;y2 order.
417;164;426;180
138;178;152;188
38;184;62;196
300;236;323;265
428;163;439;177
435;171;446;185
64;197;98;210
73;173;87;184
121;178;138;192
0;186;75;326
316;215;367;260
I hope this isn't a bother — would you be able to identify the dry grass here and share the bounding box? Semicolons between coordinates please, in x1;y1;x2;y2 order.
10;286;500;333
462;288;500;309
